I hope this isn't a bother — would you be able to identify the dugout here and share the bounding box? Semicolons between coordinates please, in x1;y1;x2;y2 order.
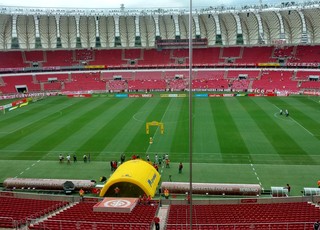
303;188;320;196
271;186;288;197
99;160;160;198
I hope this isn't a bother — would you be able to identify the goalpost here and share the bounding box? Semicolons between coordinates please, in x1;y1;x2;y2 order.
146;121;164;134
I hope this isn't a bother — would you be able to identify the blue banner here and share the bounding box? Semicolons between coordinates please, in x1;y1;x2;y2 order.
195;94;208;98
115;94;128;98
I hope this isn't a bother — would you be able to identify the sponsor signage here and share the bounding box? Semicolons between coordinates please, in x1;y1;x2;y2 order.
257;62;280;67
115;94;128;98
223;94;234;97
208;94;223;97
128;94;154;98
67;94;92;98
85;65;106;69
11;98;28;106
147;173;157;187
160;94;187;98
303;91;320;96
195;94;208;98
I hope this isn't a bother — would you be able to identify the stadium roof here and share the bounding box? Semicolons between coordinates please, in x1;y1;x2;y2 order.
0;1;320;16
0;2;320;49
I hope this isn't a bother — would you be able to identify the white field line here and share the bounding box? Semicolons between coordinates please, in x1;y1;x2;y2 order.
273;104;314;136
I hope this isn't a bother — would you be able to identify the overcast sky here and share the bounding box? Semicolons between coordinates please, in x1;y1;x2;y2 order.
0;0;293;9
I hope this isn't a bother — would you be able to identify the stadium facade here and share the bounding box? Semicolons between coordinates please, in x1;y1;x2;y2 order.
0;2;320;50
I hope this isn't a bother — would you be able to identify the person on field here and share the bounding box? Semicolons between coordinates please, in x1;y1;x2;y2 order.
73;154;77;163
66;154;71;164
110;160;113;171
179;162;183;173
155;154;158;164
165;158;170;168
284;183;291;195
112;161;118;171
59;154;64;163
120;153;125;164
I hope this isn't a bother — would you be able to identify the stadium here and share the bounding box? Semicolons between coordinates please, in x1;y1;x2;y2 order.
0;1;320;229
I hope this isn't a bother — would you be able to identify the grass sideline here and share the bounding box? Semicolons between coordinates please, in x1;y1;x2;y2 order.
0;94;319;196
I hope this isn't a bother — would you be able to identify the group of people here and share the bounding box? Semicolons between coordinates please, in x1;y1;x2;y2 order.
59;153;91;164
279;109;289;117
109;153;127;172
146;153;171;171
147;153;183;174
138;193;152;205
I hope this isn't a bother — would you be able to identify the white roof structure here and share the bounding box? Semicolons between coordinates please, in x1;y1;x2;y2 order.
0;2;320;49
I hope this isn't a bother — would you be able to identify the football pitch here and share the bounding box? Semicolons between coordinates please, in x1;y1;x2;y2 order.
0;94;320;196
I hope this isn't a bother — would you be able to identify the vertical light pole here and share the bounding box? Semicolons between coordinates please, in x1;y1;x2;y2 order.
188;0;193;229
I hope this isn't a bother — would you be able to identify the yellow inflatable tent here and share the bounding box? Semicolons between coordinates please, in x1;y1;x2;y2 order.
99;160;161;197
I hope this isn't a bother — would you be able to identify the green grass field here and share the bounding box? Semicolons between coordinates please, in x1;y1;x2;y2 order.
0;94;320;196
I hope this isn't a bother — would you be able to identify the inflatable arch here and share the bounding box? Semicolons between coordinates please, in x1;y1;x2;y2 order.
146;121;164;134
99;160;161;198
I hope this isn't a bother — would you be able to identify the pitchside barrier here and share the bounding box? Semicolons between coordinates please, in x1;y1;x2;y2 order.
4;178;95;192
161;182;261;196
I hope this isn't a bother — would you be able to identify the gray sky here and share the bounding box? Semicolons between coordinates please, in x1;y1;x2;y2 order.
0;0;289;9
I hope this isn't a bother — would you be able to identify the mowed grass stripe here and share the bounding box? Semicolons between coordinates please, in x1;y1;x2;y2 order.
102;97;169;158
2;98;108;159
77;98;149;158
265;97;320;160
148;98;190;161
240;98;315;165
17;98;119;159
209;98;250;163
0;98;94;154
0;97;72;136
170;98;189;161
295;96;320;111
0;97;66;125
46;98;136;161
124;98;172;158
272;96;320;137
226;98;282;164
193;98;222;163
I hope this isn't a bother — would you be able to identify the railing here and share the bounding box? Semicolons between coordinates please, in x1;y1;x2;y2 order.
28;219;152;230
165;221;314;229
